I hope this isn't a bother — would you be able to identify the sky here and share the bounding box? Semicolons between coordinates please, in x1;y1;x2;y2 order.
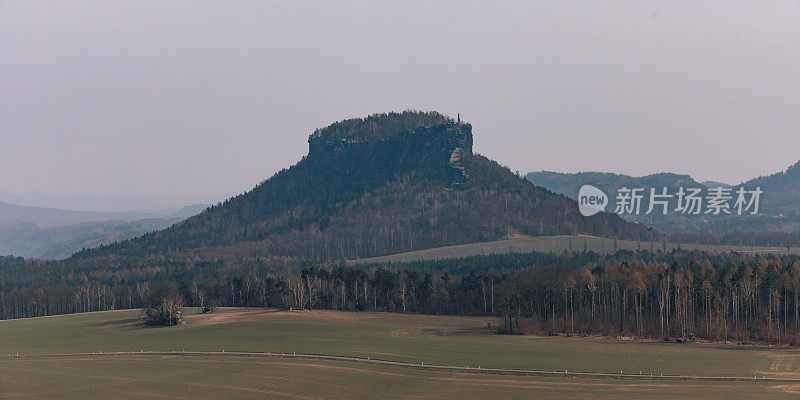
2;1;800;211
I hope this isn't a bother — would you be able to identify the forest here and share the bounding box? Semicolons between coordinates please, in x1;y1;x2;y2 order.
3;249;800;344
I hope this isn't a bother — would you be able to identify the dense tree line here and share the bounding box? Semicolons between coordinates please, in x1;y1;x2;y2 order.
0;248;752;294
671;231;800;249
5;250;800;344
0;255;24;268
0;266;501;320
498;258;800;344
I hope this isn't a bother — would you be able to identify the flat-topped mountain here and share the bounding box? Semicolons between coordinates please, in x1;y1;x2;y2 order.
66;111;656;269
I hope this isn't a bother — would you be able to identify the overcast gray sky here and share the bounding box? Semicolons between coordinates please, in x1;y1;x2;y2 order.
2;1;800;211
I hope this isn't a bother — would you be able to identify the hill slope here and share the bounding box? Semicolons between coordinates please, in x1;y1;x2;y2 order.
525;171;704;199
527;166;800;236
0;203;207;259
0;218;182;259
0;201;157;225
743;160;800;216
70;111;656;267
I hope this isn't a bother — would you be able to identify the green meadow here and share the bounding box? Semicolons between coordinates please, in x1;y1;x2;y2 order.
2;308;800;399
352;234;800;264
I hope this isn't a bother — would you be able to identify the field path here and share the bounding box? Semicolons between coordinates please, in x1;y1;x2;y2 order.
5;350;799;383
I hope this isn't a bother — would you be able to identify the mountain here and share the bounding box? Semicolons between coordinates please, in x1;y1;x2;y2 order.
65;111;657;270
527;163;800;236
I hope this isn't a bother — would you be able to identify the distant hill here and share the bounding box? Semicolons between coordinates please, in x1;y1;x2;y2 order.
160;204;209;219
0;201;207;226
63;111;657;272
527;163;800;236
0;202;208;259
0;190;209;214
0;218;185;259
742;160;800;216
700;181;731;188
525;171;702;199
0;201;155;226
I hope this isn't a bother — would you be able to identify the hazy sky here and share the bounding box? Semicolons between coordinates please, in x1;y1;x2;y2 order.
2;1;800;211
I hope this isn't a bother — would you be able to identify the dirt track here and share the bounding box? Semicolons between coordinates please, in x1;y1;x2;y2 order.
183;308;501;332
6;350;800;383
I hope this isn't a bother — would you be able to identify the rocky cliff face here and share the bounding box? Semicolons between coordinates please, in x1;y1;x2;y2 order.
307;113;473;186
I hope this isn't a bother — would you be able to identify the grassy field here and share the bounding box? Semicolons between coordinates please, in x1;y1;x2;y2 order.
3;355;796;400
3;308;800;398
351;234;800;264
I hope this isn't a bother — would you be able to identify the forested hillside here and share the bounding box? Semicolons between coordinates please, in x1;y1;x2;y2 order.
68;111;657;267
